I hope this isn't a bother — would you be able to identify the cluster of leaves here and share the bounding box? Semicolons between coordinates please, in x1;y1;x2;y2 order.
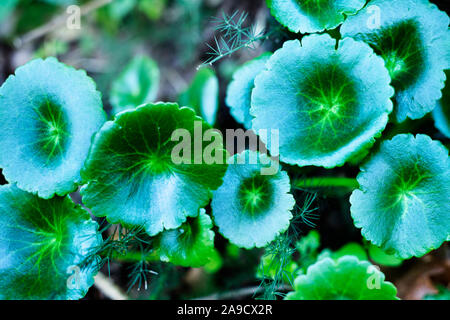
0;0;448;300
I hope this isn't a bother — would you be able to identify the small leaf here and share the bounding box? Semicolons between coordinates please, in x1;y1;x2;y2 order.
0;57;106;199
350;134;450;259
285;256;399;300
0;184;102;300
433;70;450;138
251;34;394;168
266;0;365;33
211;150;295;248
179;67;219;126
341;0;449;122
110;55;160;114
81;102;228;236
226;53;271;129
155;209;217;267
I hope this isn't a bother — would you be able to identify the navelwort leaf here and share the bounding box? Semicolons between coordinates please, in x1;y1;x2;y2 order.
226;53;271;129
251;34;394;168
341;0;449;122
154;209;217;267
266;0;365;34
81;102;227;236
0;184;102;300
211;151;295;248
433;70;450;138
110;55;160;114
350;134;450;259
0;57;106;199
179;67;219;126
285;256;398;300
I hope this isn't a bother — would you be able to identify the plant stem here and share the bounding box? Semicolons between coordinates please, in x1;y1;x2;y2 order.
293;177;359;190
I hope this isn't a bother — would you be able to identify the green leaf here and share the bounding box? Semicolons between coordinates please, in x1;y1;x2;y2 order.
0;184;102;300
211;150;295;248
155;209;217;267
251;35;394;168
285;256;398;300
179;67;219;126
350;134;450;259
424;286;450;300
266;0;365;33
0;57;106;199
226;53;271;129
368;243;403;267
433;70;450;138
110;55;160;114
81;102;227;236
341;0;449;122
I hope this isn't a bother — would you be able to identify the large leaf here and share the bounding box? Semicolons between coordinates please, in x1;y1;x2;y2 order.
81;102;227;236
0;57;106;199
350;134;450;259
341;0;449;122
285;256;398;300
266;0;365;33
211;151;295;248
110;55;160;114
226;53;271;129
155;209;217;267
0;184;102;300
179;67;219;126
251;34;394;168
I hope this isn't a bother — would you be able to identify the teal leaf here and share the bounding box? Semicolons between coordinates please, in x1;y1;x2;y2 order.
341;0;449;122
226;53;271;129
251;35;394;168
179;67;219;126
211;151;295;248
368;243;403;267
0;57;106;199
350;134;450;259
155;209;217;267
433;70;450;138
266;0;365;34
110;55;160;114
0;184;102;300
285;256;398;300
0;0;18;22
81;102;228;236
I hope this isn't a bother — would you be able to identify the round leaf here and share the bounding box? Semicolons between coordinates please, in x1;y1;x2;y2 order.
350;134;450;259
179;67;219;126
285;256;398;300
211;150;295;248
155;209;216;267
110;55;160;114
266;0;365;33
0;184;102;300
368;243;403;267
251;35;394;168
0;57;106;199
81;102;227;236
226;53;271;129
341;0;449;122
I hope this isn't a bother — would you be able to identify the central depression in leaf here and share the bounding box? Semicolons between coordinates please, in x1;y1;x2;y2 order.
237;173;274;215
251;34;394;168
